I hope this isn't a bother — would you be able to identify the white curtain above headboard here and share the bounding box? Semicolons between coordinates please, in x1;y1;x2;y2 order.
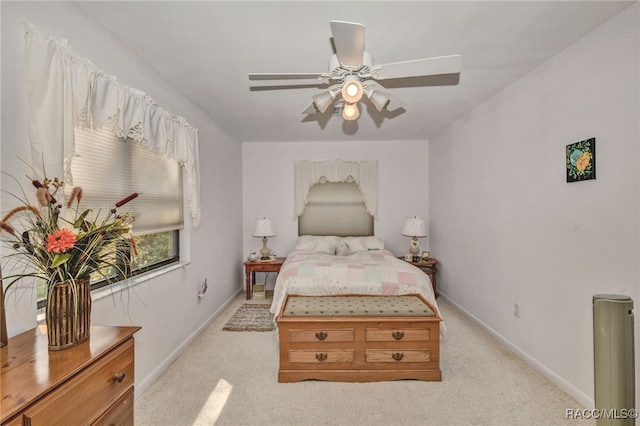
294;160;378;219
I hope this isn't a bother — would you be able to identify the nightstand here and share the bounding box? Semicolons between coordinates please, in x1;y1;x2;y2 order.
243;258;285;300
399;257;439;298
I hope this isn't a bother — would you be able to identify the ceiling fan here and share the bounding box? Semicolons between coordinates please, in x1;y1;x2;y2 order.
249;20;462;121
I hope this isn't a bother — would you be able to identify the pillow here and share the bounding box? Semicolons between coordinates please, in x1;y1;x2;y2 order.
312;236;340;254
296;235;340;254
335;240;351;256
362;236;385;250
342;237;368;253
294;235;316;251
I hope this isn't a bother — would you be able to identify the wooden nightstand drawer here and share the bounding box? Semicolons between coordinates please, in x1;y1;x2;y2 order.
288;349;355;363
289;328;354;343
365;327;432;342
21;339;134;425
249;262;282;272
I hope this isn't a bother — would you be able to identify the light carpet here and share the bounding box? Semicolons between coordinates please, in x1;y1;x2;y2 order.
222;304;275;332
135;294;592;426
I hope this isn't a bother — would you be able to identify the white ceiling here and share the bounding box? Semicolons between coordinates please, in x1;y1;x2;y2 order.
75;1;634;143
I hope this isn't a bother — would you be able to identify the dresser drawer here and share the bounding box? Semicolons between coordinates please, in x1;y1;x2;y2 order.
21;338;135;425
92;386;134;426
288;349;354;363
288;328;354;343
365;327;431;342
365;349;432;363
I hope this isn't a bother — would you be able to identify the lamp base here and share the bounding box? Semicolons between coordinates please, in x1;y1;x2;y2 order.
409;237;420;255
260;237;271;259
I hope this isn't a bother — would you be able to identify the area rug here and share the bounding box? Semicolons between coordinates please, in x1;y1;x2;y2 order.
222;304;275;332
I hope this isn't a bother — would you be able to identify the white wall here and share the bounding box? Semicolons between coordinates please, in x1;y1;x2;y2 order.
242;141;430;286
430;4;639;409
1;2;244;396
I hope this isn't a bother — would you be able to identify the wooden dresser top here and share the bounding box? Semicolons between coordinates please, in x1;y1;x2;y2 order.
1;325;140;421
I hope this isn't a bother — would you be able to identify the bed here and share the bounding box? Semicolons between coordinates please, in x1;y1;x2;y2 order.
271;162;442;381
269;235;441;322
270;235;443;382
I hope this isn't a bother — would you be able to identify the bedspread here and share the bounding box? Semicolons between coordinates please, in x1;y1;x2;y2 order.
269;249;444;331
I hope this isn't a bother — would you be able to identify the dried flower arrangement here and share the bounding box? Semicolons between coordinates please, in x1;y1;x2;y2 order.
0;173;138;309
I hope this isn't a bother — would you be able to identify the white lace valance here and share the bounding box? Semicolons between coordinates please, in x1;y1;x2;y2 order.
294;160;378;219
23;21;201;228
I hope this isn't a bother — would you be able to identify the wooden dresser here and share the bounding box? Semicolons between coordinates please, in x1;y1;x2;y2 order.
276;294;441;383
1;326;140;426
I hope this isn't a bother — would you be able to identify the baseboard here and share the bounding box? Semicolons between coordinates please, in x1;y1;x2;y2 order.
438;291;594;409
135;287;243;397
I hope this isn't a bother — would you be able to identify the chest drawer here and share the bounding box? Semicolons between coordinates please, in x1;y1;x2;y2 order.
21;339;134;425
365;327;431;342
365;349;432;363
288;349;354;363
288;328;354;343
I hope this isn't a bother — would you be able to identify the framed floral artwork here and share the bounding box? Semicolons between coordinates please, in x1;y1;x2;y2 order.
566;138;596;182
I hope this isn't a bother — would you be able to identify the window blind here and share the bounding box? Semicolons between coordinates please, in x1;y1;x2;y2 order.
68;127;183;235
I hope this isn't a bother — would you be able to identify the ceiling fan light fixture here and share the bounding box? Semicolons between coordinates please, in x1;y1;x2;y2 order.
312;91;336;114
342;102;360;121
341;76;363;103
367;90;390;112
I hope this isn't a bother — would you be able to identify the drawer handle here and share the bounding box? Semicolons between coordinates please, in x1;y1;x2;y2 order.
113;372;127;383
392;352;404;361
315;352;328;362
392;331;405;340
315;331;328;341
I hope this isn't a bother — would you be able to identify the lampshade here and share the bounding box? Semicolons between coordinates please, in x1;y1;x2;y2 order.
342;103;360;121
402;216;427;237
253;218;275;237
341;76;363;104
367;89;390;112
312;91;335;114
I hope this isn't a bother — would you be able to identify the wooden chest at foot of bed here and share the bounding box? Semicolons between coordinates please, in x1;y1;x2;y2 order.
276;294;442;383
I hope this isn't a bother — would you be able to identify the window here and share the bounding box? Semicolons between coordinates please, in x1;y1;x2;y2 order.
36;127;183;308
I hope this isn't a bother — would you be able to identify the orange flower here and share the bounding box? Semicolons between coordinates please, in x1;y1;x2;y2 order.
46;229;77;253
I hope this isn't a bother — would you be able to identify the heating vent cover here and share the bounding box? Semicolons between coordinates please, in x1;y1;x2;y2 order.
593;294;635;426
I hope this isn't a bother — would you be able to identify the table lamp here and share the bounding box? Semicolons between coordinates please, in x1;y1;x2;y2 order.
402;216;427;256
253;218;275;260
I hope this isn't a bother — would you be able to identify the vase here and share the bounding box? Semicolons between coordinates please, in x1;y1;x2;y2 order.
46;278;91;350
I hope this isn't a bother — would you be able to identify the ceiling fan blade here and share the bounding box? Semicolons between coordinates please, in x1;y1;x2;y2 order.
249;73;326;81
373;54;462;80
330;20;365;68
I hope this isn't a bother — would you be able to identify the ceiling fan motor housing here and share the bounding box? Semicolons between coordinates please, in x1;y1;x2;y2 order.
329;51;373;75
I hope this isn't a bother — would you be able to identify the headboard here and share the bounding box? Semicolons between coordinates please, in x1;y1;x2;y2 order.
298;182;374;237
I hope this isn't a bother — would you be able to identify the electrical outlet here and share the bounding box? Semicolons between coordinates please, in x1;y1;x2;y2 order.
513;303;520;318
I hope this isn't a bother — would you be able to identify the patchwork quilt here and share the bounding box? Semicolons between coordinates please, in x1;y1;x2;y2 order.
269;249;442;330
